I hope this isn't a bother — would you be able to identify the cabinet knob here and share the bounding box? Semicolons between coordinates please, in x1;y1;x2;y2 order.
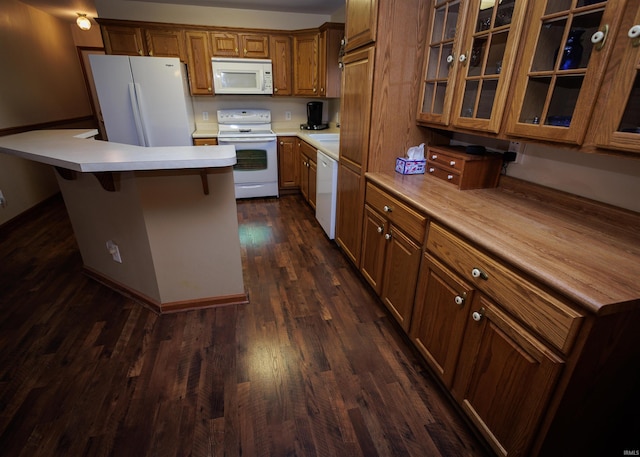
274;87;279;92
384;233;392;240
244;48;247;55
471;267;488;280
629;25;640;47
377;226;384;233
313;87;317;93
459;53;468;64
591;24;609;51
449;160;456;166
454;295;465;306
149;50;154;56
383;205;392;213
428;167;435;173
431;154;438;159
447;174;454;180
208;87;212;92
446;54;454;64
279;141;284;145
138;49;143;56
472;308;485;322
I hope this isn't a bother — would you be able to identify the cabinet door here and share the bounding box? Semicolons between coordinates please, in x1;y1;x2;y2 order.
336;162;363;267
193;138;217;146
344;0;378;52
185;31;213;95
410;254;473;387
278;137;299;189
340;46;375;168
453;295;564;457
270;35;293;96
360;205;387;294
211;32;240;57
102;25;146;56
593;3;640;154
299;149;310;202
145;28;185;60
381;225;422;332
505;0;626;144
417;0;468;126
319;26;344;98
293;32;320;96
241;34;269;58
450;0;528;133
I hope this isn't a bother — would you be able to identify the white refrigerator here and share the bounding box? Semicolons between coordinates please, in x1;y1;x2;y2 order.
89;55;195;147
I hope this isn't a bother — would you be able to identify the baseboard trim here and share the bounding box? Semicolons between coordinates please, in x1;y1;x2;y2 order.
83;266;249;314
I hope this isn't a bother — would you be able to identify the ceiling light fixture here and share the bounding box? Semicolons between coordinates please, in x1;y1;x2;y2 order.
76;13;91;31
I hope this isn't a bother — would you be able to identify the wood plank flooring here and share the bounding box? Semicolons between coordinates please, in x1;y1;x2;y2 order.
0;193;491;457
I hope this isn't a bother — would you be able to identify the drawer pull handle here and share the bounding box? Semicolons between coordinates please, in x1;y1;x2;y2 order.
384;233;392;240
377;226;384;234
447;174;454;180
431;154;438;160
471;268;488;280
383;205;392;213
428;167;435;173
472;307;485;322
454;294;465;306
449;160;456;166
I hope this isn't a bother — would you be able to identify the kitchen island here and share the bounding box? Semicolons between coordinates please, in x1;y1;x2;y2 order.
0;129;247;313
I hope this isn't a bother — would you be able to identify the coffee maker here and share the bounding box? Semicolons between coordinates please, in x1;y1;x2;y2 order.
300;101;328;130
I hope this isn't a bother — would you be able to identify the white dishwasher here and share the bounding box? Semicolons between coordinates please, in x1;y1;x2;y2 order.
316;149;338;239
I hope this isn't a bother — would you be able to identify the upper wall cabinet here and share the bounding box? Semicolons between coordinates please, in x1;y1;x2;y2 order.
505;0;626;144
344;0;378;52
591;2;640;153
145;28;186;61
417;0;529;133
211;32;270;58
101;24;147;56
185;31;213;95
270;35;293;96
293;25;344;97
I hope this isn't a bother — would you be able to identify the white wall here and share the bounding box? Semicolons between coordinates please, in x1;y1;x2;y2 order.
0;0;96;225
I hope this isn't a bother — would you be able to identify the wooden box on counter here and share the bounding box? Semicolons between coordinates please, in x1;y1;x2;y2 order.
426;145;503;190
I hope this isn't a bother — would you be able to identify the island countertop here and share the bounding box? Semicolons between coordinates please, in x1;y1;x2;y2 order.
0;129;236;172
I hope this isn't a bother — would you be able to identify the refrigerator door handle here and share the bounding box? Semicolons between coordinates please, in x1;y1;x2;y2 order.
128;83;148;146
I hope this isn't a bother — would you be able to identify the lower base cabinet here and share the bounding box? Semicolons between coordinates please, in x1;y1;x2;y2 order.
299;140;316;209
277;136;299;193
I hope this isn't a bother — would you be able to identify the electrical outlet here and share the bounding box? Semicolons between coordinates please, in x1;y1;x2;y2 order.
285;111;292;121
202;111;209;121
508;141;522;153
0;190;5;208
106;240;122;263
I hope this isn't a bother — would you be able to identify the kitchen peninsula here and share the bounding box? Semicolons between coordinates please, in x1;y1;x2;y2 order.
0;129;246;313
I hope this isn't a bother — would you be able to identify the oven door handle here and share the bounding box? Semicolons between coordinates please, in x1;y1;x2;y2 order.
218;136;276;143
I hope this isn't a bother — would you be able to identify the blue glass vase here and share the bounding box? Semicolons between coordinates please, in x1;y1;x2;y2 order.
557;29;584;70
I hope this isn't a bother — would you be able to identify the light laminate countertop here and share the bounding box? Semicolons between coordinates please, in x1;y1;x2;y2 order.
0;129;236;172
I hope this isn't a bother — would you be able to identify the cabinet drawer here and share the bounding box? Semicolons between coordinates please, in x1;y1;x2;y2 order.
426;164;461;186
427;149;464;172
427;223;583;354
365;182;427;243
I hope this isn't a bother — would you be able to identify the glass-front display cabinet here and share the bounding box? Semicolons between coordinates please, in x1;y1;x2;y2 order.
417;0;528;133
593;2;640;153
505;0;627;144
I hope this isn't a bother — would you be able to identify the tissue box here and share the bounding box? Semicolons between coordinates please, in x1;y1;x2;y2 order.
395;157;426;175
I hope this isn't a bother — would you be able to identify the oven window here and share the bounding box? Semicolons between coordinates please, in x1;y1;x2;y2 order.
234;149;268;171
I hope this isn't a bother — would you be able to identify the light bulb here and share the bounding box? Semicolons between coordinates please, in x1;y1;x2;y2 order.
76;13;91;31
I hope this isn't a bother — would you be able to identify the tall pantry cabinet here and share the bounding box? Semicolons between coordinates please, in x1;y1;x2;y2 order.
336;0;443;267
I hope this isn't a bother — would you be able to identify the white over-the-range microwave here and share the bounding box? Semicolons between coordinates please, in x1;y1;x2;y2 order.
211;57;273;95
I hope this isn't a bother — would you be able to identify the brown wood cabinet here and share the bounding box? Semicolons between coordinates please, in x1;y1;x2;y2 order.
417;0;528;133
185;31;213;95
192;138;218;146
145;28;185;60
344;0;378;52
591;1;640;154
293;25;344;97
270;35;293;96
410;253;474;388
211;32;269;58
277;136;299;192
299;140;317;209
360;182;426;331
101;24;146;56
425;145;502;189
505;0;629;145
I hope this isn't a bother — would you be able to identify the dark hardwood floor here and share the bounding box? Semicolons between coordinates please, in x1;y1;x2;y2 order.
0;193;491;457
